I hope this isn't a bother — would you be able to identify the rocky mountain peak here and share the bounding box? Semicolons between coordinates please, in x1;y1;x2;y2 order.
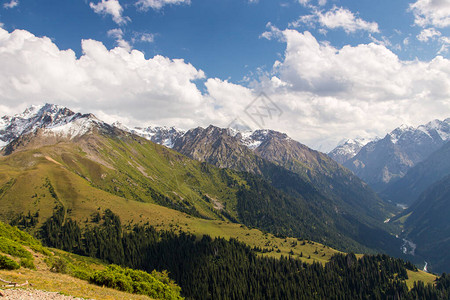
0;104;101;149
328;138;373;165
111;122;185;148
342;118;450;190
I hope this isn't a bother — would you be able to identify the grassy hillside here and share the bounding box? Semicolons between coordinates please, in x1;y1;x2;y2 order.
0;129;395;253
0;141;345;262
0;221;181;299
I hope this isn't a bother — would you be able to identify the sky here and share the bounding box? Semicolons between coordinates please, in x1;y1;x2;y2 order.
0;0;449;151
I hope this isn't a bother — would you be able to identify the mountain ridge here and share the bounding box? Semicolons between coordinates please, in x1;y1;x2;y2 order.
0;104;394;254
399;174;450;273
338;118;450;191
328;137;374;164
381;141;450;205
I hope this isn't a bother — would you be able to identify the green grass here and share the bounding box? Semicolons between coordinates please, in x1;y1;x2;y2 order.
406;270;437;289
0;237;33;259
0;219;184;299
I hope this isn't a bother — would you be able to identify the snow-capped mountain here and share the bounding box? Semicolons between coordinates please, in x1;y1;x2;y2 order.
0;103;102;148
384;119;450;146
343;118;450;191
236;129;289;150
111;123;284;152
112;122;185;148
328;138;373;164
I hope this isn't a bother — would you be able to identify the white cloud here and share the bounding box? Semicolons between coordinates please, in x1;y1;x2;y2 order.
0;28;207;128
107;28;131;51
90;0;129;25
417;27;441;41
416;28;450;55
260;22;285;41
410;0;450;28
298;0;326;7
136;0;190;11
134;32;155;43
107;30;155;49
207;28;450;150
291;6;379;34
3;0;18;9
1;27;449;152
369;34;392;47
438;36;450;53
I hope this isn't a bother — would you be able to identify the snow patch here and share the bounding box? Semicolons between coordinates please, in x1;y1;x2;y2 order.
112;122;185;148
0;103;102;146
45;118;96;138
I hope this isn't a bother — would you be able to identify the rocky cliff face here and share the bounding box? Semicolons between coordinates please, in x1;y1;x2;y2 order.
172;125;267;175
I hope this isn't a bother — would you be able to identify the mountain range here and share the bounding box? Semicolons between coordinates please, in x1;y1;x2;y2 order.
0;104;401;255
381;141;450;205
328;138;373;165
397;173;450;273
328;118;450;273
1;104;450;273
329;119;450;192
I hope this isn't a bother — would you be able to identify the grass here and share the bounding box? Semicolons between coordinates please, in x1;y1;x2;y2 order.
0;268;152;300
0;220;169;299
405;269;437;289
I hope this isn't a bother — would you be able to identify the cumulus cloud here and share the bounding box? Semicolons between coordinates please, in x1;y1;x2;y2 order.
291;6;379;34
90;0;130;25
0;27;449;151
417;27;441;41
107;28;132;51
136;0;190;11
208;28;450;150
415;28;450;55
410;0;450;28
0;28;207;128
3;0;18;9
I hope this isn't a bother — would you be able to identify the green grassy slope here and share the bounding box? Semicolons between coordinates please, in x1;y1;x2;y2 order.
0;138;345;262
0;129;393;253
0;221;182;299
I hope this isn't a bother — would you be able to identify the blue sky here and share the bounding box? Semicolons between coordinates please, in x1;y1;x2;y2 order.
2;0;447;80
0;0;449;150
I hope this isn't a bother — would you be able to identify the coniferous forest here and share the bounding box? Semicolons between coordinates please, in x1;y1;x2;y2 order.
37;208;450;300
